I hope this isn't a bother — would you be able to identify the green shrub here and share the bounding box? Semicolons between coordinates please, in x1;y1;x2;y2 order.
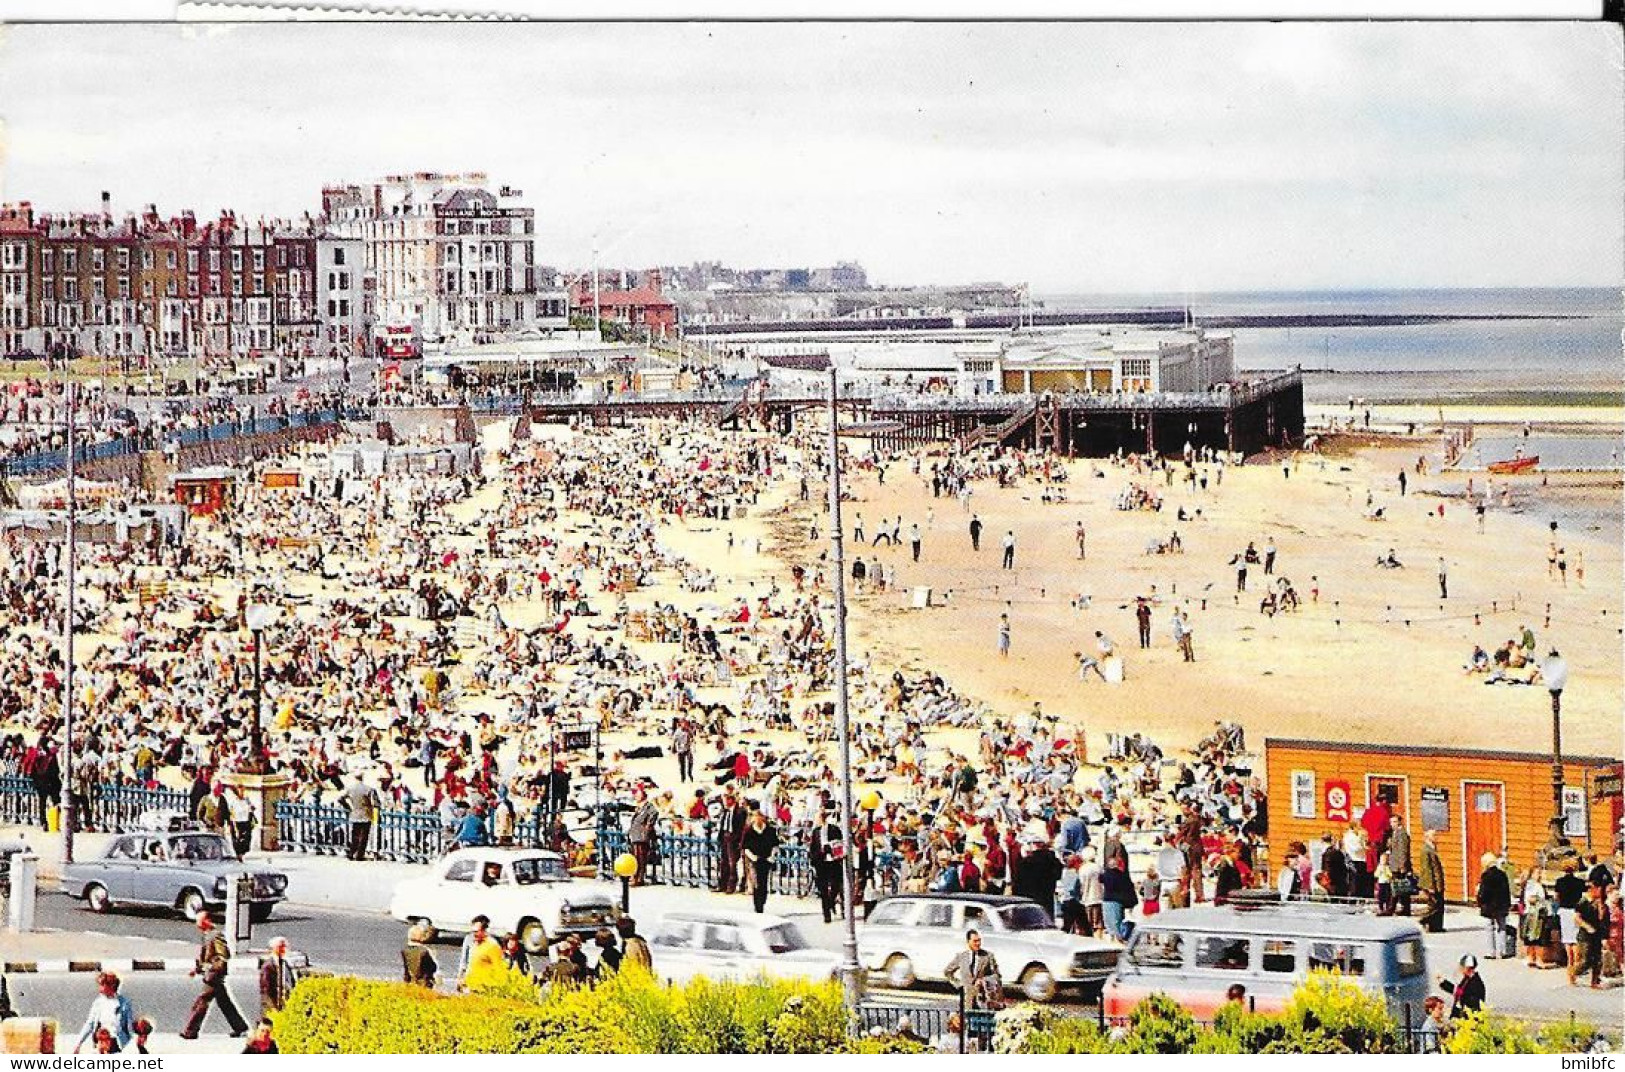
1445;1011;1546;1055
1117;993;1200;1054
1279;970;1398;1053
273;972;852;1054
1537;1017;1602;1054
1022;1016;1116;1054
843;1036;931;1054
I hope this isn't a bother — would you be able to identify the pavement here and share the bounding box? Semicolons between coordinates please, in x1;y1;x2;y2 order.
5;821;1622;1035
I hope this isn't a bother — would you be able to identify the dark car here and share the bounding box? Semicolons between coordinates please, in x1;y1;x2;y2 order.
61;831;288;922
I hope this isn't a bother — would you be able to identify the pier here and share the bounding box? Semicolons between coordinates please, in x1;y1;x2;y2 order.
526;368;1305;458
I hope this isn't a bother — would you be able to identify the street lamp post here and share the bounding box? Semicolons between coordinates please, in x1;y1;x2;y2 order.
1541;649;1569;841
243;600;283;775
826;366;863;1015
61;381;78;865
613;852;638;914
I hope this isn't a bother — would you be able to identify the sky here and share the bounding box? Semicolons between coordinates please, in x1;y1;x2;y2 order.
0;22;1619;292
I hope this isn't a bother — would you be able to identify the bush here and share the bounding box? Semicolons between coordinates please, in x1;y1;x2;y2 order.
1538;1017;1604;1054
1279;970;1399;1053
1022;1017;1116;1054
273;972;853;1054
1117;993;1201;1054
1445;1011;1547;1055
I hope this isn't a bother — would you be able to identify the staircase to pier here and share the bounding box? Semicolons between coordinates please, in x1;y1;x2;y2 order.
957;400;1038;453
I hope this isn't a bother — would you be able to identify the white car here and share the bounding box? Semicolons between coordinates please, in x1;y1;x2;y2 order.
646;911;840;985
388;847;619;953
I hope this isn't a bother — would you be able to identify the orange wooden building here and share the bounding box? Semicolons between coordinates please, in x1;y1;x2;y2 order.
1265;738;1622;903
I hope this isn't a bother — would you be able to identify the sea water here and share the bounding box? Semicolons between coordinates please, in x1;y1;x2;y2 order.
1039;288;1623;404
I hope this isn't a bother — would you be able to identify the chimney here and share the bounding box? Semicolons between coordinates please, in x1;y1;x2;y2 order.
101;191;112;221
646;268;663;294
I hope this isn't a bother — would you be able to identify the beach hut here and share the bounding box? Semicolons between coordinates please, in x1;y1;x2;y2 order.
172;466;240;517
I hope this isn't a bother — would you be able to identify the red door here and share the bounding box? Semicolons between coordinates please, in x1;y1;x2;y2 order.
1463;782;1504;901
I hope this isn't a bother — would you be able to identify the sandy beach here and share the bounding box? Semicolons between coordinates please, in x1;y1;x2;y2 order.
650;422;1625;763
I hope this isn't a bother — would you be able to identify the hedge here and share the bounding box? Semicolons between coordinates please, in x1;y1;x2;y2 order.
272;971;859;1054
1008;972;1607;1056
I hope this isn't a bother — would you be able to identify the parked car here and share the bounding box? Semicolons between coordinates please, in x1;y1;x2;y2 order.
857;893;1122;1002
1104;904;1430;1023
388;847;619;954
60;831;288;921
646;911;840;985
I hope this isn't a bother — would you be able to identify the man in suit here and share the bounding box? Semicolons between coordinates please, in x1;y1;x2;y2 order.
342;774;378;861
626;791;660;887
943;930;1003;1010
716;790;748;894
401;923;439;988
258;936;299;1015
1418;831;1447;933
809;807;846;924
180;912;248;1040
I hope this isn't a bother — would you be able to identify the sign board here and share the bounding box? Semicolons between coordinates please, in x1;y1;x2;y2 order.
1420;787;1450;833
263;471;300;489
1325;779;1352;823
560;729;595;752
1596;771;1622;799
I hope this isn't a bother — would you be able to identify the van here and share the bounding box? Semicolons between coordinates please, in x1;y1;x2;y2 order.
1104;904;1430;1025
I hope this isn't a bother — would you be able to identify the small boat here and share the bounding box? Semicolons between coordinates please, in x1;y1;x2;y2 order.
1487;455;1539;475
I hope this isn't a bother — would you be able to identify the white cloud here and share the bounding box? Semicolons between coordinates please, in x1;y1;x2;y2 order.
0;21;1617;290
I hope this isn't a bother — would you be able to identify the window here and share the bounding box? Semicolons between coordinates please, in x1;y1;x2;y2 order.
108;837;139;860
442;858;477;883
1392;937;1425;979
1127;930;1185;969
93;248;104;271
1292;771;1315;819
1261;939;1296;974
1473;790;1497;813
167;250;178;269
231;250;242;271
117;249;129;271
188;250;199;272
92;278;105;300
917;902;955;928
118;279;130;299
253;249;265;271
140;249;153;269
760;924;809;953
1308;942;1365;976
654;921;696;947
332;247;345;266
277;248;287;267
338;300;349;317
1562;787;1587;839
1195;936;1251;971
702;925;744;952
962;905;989;930
43;249;53;270
867;901;912;927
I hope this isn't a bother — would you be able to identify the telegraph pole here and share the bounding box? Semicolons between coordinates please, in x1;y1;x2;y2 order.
61;381;78;865
826;366;862;1014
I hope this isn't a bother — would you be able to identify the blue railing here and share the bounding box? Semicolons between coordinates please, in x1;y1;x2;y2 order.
0;407;365;478
0;776;42;827
273;799;589;865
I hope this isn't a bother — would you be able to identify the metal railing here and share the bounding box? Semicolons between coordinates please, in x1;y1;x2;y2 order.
0;776;42;827
272;799;594;865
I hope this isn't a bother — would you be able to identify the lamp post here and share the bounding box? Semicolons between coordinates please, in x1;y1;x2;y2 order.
243;600;283;775
61;381;77;865
613;851;638;914
1541;649;1569;841
826;365;863;1015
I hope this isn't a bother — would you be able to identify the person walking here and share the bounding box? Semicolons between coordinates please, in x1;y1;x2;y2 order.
73;973;136;1054
969;514;982;552
1475;852;1513;958
616;917;654;974
1100;856;1138;941
1263;538;1277;576
943;930;1003;1011
227;786;255;857
456;915;503;992
342;773;378;861
401;922;439;987
997;614;1011;658
626;789;659;886
1419;831;1446;933
1574;881;1608;989
1075;522;1086;560
1135;598;1152;649
1438;557;1449;600
810;807;846;925
1555;859;1587;983
910;523;922;563
180;912;248;1040
1172;609;1195;662
1437;955;1486;1018
1387;814;1414;916
258;936;299;1015
717;790;747;894
741;809;780;913
671;718;695;784
1001;530;1016;570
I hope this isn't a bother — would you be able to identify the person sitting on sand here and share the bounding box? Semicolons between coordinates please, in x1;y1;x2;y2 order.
1464;645;1490;675
1376;548;1402;568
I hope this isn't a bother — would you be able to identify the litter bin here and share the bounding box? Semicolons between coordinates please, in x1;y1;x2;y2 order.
45;807;59;833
